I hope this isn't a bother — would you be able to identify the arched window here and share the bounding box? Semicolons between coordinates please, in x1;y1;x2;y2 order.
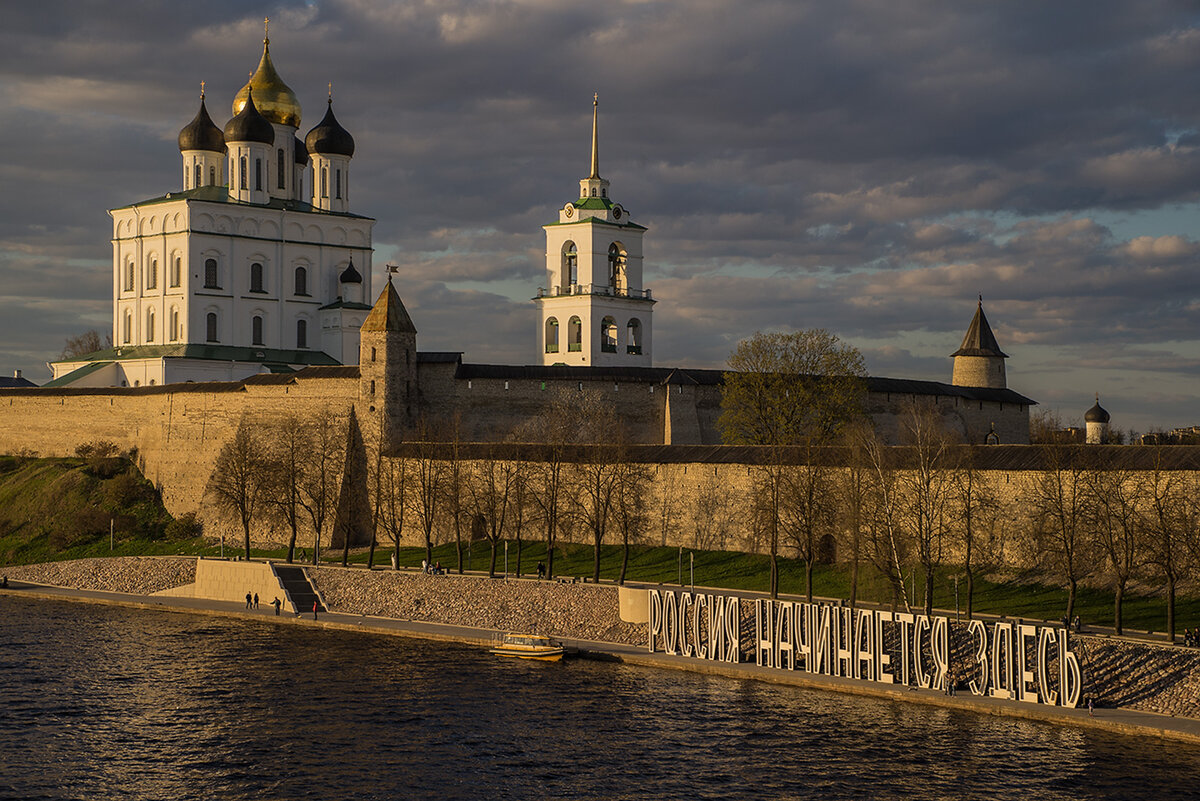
239;156;247;189
591;188;597;197
123;311;132;344
255;158;263;191
321;167;328;198
193;164;201;189
250;262;264;293
146;309;155;342
252;315;264;346
206;312;218;342
294;266;307;296
204;258;218;288
297;319;307;349
336;168;342;199
371;347;377;362
146;258;157;290
600;316;618;353
561;241;577;289
277;149;286;189
627;319;642;355
608;242;627;292
124;262;135;292
170;308;179;341
170;257;181;287
545;317;559;353
209;166;216;186
568;316;582;352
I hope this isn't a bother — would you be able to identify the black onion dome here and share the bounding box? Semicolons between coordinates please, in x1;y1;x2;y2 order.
305;100;355;157
178;97;225;153
340;259;362;284
294;136;309;164
1085;399;1110;424
223;90;275;145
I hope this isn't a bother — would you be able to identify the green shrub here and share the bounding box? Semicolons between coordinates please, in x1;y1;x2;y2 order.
165;512;203;540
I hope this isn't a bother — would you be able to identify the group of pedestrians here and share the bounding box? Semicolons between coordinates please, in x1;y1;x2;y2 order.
1183;629;1200;648
420;559;445;575
245;591;283;616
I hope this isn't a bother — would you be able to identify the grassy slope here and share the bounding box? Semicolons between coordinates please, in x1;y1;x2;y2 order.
0;456;206;564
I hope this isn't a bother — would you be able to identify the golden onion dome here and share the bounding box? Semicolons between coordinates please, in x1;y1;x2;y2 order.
232;33;301;128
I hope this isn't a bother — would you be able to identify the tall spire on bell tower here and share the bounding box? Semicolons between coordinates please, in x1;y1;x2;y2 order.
589;93;600;179
579;93;610;201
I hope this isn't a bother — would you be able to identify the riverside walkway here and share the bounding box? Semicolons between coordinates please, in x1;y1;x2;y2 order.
4;576;1200;747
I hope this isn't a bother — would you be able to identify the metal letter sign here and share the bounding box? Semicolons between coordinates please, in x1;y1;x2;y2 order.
647;590;1082;707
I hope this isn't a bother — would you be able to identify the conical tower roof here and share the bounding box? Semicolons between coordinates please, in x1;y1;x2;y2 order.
362;279;417;334
951;299;1008;358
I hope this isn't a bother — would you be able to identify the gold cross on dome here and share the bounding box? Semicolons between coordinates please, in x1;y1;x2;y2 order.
594;92;598;103
200;80;205;99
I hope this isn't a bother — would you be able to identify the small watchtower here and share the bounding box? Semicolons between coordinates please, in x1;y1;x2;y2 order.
951;298;1008;389
359;270;417;445
1085;395;1111;444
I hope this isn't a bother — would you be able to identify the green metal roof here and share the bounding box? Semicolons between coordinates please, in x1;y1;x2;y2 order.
41;360;113;388
110;185;374;221
318;298;374;311
574;196;616;210
544;216;647;231
56;344;340;366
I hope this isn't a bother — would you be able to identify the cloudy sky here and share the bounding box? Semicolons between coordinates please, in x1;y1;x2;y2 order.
2;1;1199;432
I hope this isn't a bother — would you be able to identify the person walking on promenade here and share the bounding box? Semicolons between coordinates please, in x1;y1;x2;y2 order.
537;561;545;580
1073;616;1082;633
313;600;319;620
253;593;259;609
1088;698;1094;717
245;591;252;609
272;597;281;616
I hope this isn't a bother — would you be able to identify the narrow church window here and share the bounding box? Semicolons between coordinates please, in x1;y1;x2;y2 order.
321;167;328;198
277;149;286;189
562;242;577;288
608;243;627;291
250;262;264;292
295;266;307;295
206;312;218;342
193;164;201;189
209;166;216;186
602;188;606;198
370;380;376;395
123;312;132;344
171;257;181;287
336;169;342;199
240;156;248;190
125;262;135;292
147;259;157;290
371;347;377;362
146;309;155;342
591;188;597;197
297;319;307;348
252;315;264;346
545;318;559;353
255;158;263;191
170;308;179;341
204;258;218;289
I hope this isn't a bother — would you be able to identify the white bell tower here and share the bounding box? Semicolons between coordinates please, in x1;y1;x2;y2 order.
534;96;654;366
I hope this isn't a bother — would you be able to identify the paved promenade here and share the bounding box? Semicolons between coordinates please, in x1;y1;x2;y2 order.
5;578;1200;747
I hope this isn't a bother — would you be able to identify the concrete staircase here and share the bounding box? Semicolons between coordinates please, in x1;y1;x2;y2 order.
272;564;325;615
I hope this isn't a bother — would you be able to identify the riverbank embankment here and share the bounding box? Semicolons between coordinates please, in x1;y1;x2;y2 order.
5;556;1200;745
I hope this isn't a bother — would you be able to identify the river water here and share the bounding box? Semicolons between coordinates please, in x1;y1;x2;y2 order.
2;597;1197;800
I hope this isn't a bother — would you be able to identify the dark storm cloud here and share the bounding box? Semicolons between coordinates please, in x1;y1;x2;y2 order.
1;0;1198;430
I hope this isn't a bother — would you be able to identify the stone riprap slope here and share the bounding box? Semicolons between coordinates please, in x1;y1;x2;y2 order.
0;556;195;595
1079;636;1200;719
311;567;647;646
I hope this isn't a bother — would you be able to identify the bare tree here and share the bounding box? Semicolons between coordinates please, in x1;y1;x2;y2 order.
1144;461;1188;642
835;421;876;609
298;408;345;565
897;400;960;618
689;468;735;551
612;448;652;585
508;459;532;576
377;454;408;571
515;390;583;580
466;444;517;578
718;329;866;598
1089;466;1142;635
1029;446;1097;622
951;452;1000;620
409;419;446;568
60;330;110;360
264;419;311;563
210;420;268;559
862;431;909;611
780;461;837;601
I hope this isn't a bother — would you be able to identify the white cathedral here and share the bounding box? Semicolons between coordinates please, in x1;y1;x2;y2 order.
49;27;376;387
